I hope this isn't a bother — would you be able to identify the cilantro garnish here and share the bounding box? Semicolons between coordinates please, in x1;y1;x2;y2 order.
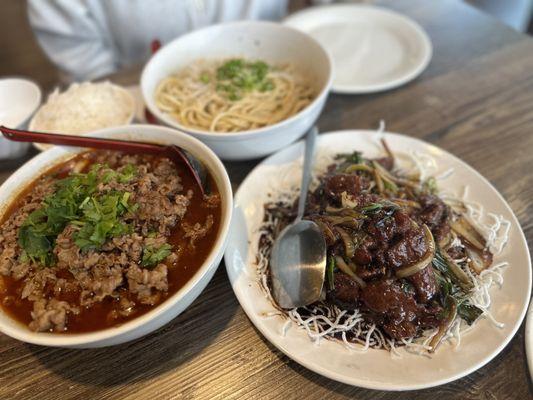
73;191;137;251
141;243;172;267
18;163;138;266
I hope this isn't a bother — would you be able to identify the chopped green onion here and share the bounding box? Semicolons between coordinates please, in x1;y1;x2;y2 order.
215;58;274;101
457;302;483;325
326;256;335;291
360;203;383;213
423;177;438;194
141;243;172;267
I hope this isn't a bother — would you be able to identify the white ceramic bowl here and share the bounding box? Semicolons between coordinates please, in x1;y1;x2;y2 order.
0;78;41;159
29;81;136;152
141;21;333;161
0;124;233;348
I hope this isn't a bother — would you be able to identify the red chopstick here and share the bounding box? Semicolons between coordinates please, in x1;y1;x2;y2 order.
1;126;165;154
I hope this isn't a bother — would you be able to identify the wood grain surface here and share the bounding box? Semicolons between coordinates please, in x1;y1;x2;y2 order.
1;0;532;399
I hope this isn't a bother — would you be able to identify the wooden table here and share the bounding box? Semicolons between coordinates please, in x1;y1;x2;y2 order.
1;0;532;398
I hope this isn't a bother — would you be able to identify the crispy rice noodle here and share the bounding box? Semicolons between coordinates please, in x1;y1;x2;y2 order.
256;123;511;356
154;59;315;132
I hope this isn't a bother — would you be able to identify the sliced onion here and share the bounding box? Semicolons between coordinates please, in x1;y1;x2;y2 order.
324;205;364;219
373;166;385;194
450;216;486;250
438;231;452;249
335;226;356;258
396;225;436;278
344;163;374;174
313;219;337;244
391;198;421;209
465;246;492;274
335;256;366;288
323;215;362;229
441;250;473;290
373;160;419;189
372;160;390;177
341;192;358;209
372;161;398;192
429;299;457;353
380;139;395;168
325;205;344;213
339;209;365;219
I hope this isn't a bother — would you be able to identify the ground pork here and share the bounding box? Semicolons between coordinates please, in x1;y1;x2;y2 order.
183;215;214;248
29;298;80;332
126;263;168;305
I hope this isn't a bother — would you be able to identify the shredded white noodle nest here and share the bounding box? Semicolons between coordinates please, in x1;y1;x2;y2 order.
255;123;511;356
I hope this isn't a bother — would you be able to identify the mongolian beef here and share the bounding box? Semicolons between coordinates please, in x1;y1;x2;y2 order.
259;141;497;352
0;150;221;333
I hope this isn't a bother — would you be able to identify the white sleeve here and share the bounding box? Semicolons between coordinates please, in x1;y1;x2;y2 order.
27;0;117;81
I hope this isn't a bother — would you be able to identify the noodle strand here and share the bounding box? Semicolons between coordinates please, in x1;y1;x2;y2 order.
155;59;315;132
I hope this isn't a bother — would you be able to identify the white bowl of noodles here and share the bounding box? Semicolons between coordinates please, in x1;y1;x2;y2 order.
141;21;333;160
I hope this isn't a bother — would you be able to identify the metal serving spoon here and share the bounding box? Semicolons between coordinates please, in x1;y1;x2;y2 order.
270;126;327;309
0;125;207;195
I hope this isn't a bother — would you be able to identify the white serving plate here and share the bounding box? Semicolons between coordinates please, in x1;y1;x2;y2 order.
225;130;531;390
284;4;432;94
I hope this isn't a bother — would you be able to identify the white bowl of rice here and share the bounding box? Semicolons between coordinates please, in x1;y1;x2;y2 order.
29;82;135;151
141;21;333;161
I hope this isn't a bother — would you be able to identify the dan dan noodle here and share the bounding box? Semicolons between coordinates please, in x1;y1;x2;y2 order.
154;58;316;132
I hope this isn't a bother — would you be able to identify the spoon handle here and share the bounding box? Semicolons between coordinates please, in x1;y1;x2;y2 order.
296;126;318;221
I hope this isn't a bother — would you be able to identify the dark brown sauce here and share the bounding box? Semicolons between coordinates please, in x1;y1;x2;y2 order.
0;151;221;333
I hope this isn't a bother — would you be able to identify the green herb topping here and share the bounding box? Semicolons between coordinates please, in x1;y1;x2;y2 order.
199;72;210;84
211;58;275;101
336;151;364;165
326;255;336;291
18;164;138;266
141;243;172;267
73;191;137;252
432;249;484;325
422;176;438;194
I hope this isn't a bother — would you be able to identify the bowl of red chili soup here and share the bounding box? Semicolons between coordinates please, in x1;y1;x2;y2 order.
0;124;232;347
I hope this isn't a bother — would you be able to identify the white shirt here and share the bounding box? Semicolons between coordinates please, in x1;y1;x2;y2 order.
28;0;288;81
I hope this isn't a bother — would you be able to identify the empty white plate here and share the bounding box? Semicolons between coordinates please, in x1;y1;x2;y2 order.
284;5;432;94
0;78;41;159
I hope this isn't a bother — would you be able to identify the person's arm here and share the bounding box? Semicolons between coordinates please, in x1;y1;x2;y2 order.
27;0;117;81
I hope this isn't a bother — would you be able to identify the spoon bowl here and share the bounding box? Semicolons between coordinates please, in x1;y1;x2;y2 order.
270;220;326;308
269;126;327;309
